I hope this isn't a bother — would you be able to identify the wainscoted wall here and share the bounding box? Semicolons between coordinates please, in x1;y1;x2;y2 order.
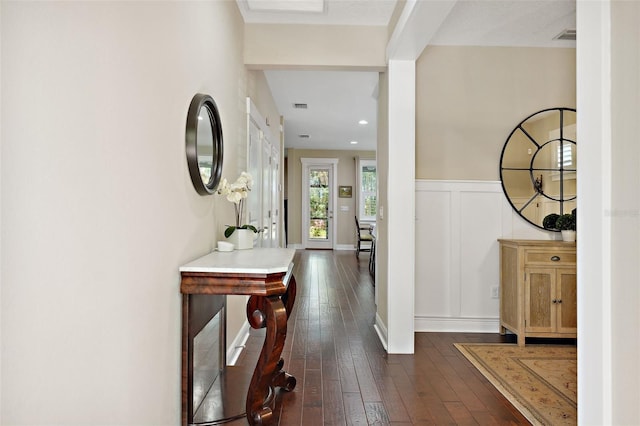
414;180;554;332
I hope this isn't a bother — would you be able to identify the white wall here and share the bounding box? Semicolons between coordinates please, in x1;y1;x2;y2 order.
385;60;415;353
0;0;3;413
578;1;640;423
1;2;248;423
415;180;556;332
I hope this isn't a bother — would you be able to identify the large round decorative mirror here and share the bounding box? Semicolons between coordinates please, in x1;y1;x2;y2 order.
186;93;224;195
500;107;577;230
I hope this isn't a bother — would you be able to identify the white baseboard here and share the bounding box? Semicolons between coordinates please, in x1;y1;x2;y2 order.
373;312;388;350
226;321;250;366
286;243;303;250
414;316;500;333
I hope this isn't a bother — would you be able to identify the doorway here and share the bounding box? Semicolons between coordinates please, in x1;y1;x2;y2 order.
301;158;338;249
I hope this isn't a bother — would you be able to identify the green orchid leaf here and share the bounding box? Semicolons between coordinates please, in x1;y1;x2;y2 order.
245;225;259;233
224;226;237;238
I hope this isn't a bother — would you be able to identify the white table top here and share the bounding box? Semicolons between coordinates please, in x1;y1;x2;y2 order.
180;248;295;275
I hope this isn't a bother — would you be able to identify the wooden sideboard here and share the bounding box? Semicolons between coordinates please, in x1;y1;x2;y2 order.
180;248;297;426
498;239;577;346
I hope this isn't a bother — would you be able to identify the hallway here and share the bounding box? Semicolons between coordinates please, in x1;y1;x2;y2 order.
234;250;529;425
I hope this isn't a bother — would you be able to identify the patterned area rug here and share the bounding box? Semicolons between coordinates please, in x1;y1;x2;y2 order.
455;343;577;426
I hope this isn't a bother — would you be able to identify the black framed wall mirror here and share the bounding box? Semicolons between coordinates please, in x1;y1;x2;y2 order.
186;93;224;195
500;107;577;230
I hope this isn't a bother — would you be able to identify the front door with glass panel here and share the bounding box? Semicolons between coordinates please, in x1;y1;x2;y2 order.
302;161;335;249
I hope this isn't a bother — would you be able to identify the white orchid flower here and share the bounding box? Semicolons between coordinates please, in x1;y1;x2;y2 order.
229;182;244;192
217;178;230;196
226;191;242;204
239;172;253;188
217;171;257;233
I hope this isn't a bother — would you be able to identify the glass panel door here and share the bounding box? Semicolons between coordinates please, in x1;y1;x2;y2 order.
309;168;330;241
302;160;335;249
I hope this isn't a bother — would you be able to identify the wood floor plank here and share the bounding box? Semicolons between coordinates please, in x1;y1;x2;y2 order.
343;392;368;425
350;342;382;402
320;333;339;382
375;376;412;423
301;368;324;426
322;379;346;425
444;401;478;425
364;401;391;426
277;356;305;426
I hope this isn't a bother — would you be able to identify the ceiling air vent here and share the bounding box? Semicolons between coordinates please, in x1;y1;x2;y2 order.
294;103;308;109
554;29;576;41
298;134;310;139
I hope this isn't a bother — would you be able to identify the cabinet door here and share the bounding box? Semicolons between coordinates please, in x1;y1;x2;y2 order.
525;268;555;333
556;268;577;333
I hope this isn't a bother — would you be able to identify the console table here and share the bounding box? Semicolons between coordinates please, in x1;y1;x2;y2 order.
180;248;297;426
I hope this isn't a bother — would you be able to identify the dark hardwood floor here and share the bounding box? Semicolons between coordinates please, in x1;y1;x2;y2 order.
232;250;529;425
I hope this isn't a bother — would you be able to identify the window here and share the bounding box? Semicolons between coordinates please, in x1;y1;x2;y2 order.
557;142;574;168
550;123;577;181
357;158;377;222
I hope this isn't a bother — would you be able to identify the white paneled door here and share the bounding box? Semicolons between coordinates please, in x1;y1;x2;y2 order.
270;144;280;245
247;98;281;248
247;113;262;246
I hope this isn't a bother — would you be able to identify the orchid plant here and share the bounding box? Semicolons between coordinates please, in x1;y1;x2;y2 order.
217;171;259;238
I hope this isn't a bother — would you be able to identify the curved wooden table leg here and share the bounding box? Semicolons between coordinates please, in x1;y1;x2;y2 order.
245;278;297;425
281;275;297;318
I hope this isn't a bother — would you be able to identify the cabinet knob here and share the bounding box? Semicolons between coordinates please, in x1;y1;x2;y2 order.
552;299;557;304
550;255;561;261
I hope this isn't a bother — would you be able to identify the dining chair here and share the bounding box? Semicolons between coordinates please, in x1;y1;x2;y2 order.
354;216;373;257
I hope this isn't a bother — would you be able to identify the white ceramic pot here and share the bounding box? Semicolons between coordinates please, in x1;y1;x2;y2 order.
561;230;576;242
228;228;254;249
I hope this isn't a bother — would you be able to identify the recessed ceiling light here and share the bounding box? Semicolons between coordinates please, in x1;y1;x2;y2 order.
350;141;358;145
358;119;368;125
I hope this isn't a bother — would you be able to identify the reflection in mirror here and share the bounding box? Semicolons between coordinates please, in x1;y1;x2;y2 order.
192;308;223;418
186;93;224;195
197;107;215;185
500;108;577;230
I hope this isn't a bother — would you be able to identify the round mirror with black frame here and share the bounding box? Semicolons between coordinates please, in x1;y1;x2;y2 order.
186;93;224;195
500;107;577;230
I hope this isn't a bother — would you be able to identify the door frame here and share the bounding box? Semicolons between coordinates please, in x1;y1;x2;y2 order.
301;157;338;250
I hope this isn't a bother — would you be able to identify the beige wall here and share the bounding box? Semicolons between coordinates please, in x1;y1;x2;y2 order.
247;70;282;150
0;1;277;423
286;149;375;247
416;46;576;180
376;72;390;326
245;23;388;70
